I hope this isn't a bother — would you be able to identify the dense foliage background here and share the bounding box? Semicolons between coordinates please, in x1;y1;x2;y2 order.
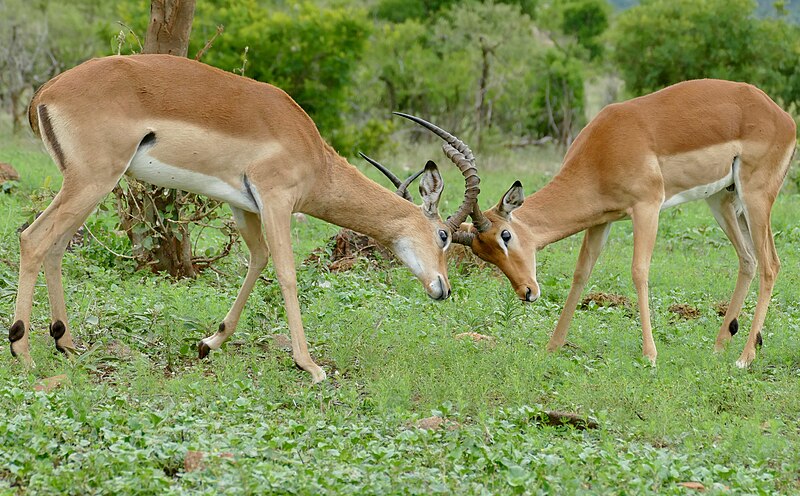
3;0;800;152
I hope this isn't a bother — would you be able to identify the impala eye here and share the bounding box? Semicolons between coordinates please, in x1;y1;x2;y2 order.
438;229;449;245
501;230;512;245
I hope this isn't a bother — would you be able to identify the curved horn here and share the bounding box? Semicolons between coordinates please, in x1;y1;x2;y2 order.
393;112;491;232
359;151;401;188
397;169;425;200
359;151;418;202
451;230;475;246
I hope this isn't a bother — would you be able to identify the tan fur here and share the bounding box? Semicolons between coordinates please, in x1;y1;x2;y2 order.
15;54;456;381
467;79;796;367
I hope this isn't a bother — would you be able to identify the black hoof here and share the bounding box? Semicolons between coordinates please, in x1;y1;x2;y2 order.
198;341;211;359
728;318;738;336
756;332;763;348
9;320;25;343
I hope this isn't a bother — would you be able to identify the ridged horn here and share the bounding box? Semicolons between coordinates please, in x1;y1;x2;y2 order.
451;230;475;246
392;112;491;233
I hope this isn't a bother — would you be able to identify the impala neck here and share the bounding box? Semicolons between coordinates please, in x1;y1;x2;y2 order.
518;170;617;249
300;147;423;247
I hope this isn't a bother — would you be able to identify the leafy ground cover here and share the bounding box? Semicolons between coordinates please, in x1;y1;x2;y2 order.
1;133;799;494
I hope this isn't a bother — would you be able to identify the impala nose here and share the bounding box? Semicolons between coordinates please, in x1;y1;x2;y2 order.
524;286;539;303
428;275;450;301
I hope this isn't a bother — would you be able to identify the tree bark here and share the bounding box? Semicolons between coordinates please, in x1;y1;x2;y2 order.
143;0;196;57
116;0;198;278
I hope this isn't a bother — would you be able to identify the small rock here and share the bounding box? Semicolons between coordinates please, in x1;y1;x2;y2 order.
454;332;495;344
33;374;70;393
677;481;705;491
106;340;133;358
0;162;20;185
270;334;293;352
184;450;234;473
414;416;460;431
416;416;446;430
184;450;205;473
580;292;631;309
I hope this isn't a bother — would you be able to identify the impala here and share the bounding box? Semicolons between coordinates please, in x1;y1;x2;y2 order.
13;54;482;383
381;80;796;368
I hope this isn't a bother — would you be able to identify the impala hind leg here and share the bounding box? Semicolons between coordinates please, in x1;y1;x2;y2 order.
12;180;120;362
735;198;779;368
706;191;756;351
199;207;270;357
259;201;325;383
630;203;661;365
547;223;612;352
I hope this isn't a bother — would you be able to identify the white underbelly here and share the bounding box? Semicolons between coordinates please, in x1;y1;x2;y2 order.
126;149;259;213
661;169;734;210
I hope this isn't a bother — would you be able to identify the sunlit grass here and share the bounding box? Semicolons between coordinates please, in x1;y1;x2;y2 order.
1;134;799;494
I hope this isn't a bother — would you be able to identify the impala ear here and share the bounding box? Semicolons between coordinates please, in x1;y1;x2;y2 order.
419;160;443;218
497;180;524;220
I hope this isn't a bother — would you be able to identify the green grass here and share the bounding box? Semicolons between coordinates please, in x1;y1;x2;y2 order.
1;132;800;494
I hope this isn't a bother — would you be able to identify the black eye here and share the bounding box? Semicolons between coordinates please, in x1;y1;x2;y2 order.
438;229;449;244
501;230;512;245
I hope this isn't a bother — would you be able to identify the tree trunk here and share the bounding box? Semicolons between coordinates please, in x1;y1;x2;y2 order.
116;0;198;278
143;0;196;57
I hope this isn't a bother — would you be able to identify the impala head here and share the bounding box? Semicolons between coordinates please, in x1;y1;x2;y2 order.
359;156;451;300
360;113;483;301
461;181;540;303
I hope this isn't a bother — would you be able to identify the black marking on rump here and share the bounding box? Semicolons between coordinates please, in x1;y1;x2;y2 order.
729;318;738;336
726;155;738;192
38;105;67;171
139;131;156;148
242;174;260;212
756;332;763;348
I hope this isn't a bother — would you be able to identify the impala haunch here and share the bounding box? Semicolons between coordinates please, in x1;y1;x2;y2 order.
13;54;482;383
446;79;795;368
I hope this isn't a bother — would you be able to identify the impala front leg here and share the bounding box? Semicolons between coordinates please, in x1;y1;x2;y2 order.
260;201;326;383
547;223;612;352
631;202;661;365
199;208;270;357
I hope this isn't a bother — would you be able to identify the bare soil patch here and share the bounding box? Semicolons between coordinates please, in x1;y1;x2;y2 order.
668;304;701;320
580;292;631;309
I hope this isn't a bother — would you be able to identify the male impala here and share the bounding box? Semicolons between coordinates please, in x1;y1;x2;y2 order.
405;80;794;368
12;54;482;383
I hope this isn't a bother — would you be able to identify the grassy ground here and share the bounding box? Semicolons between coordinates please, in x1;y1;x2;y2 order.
1;130;800;495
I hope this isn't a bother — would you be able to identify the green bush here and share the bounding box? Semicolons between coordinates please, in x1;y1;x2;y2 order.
108;1;372;153
609;0;800;106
